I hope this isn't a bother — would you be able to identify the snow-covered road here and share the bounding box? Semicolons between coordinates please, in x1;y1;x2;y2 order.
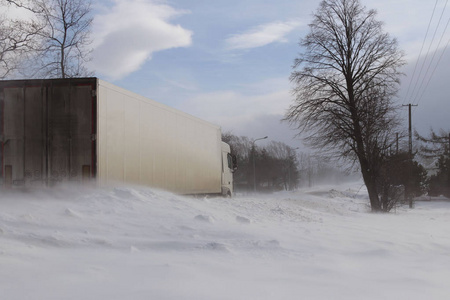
1;182;449;299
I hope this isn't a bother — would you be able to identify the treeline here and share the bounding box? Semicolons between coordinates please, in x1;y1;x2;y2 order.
222;133;352;193
385;128;450;206
224;128;450;200
416;129;450;198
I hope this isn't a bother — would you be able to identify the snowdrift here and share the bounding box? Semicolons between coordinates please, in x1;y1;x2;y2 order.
1;182;449;299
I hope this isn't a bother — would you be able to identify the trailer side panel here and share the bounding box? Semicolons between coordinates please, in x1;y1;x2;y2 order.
97;79;223;194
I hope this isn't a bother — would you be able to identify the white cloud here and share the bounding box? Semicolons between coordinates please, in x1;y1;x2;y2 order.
175;87;303;147
91;0;192;80
225;20;301;50
177;88;291;130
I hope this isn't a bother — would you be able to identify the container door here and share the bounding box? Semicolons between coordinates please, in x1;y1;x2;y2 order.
2;86;46;187
24;86;46;186
48;84;94;185
1;81;95;187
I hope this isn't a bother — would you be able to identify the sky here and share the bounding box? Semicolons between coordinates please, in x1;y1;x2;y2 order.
87;0;450;150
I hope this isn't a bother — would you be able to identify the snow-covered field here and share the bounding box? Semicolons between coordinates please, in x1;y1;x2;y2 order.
1;182;449;300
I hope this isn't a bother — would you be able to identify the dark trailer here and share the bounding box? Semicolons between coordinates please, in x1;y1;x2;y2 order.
0;78;96;187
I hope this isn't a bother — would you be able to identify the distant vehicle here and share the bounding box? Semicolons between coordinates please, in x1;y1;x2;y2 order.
0;78;237;196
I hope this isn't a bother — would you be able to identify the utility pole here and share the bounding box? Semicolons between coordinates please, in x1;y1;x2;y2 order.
403;104;418;154
396;133;399;155
403;104;418;208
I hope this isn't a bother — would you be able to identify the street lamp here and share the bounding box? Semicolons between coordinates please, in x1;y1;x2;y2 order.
252;136;268;193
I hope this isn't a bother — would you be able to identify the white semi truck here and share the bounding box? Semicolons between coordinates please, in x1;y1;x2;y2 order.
0;78;236;196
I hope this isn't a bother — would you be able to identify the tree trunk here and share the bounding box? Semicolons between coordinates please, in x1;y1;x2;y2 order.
346;74;381;212
361;167;381;211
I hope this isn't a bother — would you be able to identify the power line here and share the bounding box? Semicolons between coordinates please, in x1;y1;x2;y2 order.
409;0;448;105
412;18;450;106
403;0;438;105
415;36;450;105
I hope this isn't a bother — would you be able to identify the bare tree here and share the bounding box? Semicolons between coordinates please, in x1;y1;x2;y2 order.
222;133;253;191
222;133;302;192
5;0;93;78
416;129;450;198
266;142;299;190
285;0;405;211
0;5;42;78
416;128;450;159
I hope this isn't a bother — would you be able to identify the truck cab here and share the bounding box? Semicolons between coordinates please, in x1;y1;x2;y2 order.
221;142;237;197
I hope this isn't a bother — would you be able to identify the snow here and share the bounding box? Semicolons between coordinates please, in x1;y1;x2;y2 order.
1;182;450;299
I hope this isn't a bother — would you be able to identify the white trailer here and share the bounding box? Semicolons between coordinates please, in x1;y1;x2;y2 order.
0;78;236;196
